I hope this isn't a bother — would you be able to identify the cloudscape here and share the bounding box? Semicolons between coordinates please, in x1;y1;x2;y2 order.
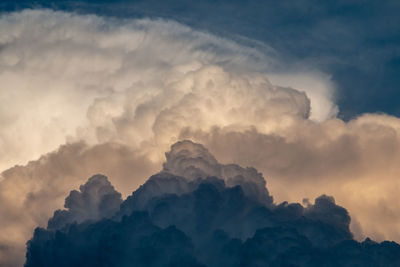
1;2;400;266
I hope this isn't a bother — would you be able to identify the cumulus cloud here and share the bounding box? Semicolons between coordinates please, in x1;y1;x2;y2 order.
47;174;122;230
1;8;400;267
0;10;336;265
161;140;272;204
25;141;400;267
0;9;335;172
178;114;400;242
267;71;339;121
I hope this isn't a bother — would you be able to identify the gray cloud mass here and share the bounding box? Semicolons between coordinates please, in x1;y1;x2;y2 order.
25;141;400;267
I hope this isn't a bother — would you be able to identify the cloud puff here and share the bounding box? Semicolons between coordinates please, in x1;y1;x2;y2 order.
47;174;122;230
25;141;400;267
161;140;272;204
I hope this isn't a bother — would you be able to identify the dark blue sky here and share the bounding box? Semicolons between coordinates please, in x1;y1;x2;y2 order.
2;0;400;120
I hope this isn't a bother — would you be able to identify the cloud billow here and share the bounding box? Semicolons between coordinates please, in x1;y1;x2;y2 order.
2;9;400;266
25;141;400;267
47;174;122;230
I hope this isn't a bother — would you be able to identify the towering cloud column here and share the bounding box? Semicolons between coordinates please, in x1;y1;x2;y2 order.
1;9;400;267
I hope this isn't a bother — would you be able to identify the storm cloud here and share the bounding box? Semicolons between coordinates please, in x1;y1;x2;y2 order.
0;8;400;267
25;141;400;267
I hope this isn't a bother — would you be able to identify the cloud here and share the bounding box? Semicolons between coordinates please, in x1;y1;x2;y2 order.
47;174;122;230
161;140;273;205
267;71;338;121
0;9;336;171
179;114;400;242
0;11;336;265
25;141;400;267
1;8;400;266
0;142;157;266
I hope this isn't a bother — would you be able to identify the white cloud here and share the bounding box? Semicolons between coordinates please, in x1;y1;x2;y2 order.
268;71;338;121
0;9;336;172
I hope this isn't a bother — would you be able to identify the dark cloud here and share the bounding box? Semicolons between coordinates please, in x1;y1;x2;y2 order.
179;121;400;241
27;213;205;267
161;140;273;205
47;174;122;230
25;141;400;266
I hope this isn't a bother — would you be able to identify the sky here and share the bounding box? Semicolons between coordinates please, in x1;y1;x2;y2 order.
0;1;400;266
